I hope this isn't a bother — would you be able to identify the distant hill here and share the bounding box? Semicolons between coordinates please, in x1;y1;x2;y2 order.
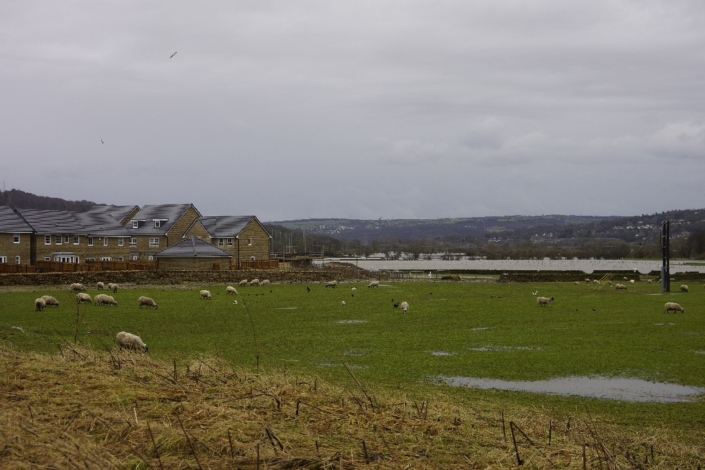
0;189;98;212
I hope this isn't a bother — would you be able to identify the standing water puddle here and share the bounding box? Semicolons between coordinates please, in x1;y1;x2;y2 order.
437;376;705;402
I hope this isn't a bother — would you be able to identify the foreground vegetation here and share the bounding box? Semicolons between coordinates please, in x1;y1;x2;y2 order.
1;279;704;467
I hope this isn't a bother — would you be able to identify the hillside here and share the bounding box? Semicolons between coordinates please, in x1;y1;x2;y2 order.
0;188;98;212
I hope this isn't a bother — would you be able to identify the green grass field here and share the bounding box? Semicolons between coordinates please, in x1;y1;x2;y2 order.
2;279;704;434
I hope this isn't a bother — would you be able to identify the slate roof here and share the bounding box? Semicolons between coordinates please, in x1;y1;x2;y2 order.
17;208;131;237
155;236;232;258
0;206;34;233
128;204;201;235
196;216;268;238
85;205;139;225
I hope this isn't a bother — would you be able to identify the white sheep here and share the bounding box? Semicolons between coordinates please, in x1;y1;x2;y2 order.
574;281;580;285
680;284;689;293
261;279;270;286
400;301;409;313
239;279;248;286
250;278;260;286
70;283;86;292
325;280;337;288
615;284;627;290
76;293;92;304
40;295;59;307
341;301;346;306
351;287;357;291
34;298;46;311
629;279;635;284
536;296;554;306
367;281;379;288
96;281;105;290
138;296;158;309
200;289;212;300
107;282;118;293
95;294;118;307
584;278;591;283
116;331;148;352
226;286;238;295
664;302;685;314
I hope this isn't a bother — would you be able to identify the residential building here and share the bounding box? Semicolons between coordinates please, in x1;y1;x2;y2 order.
0;206;34;265
125;204;202;261
155;236;232;270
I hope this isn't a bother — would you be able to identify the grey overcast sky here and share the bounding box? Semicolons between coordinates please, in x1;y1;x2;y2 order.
2;1;704;221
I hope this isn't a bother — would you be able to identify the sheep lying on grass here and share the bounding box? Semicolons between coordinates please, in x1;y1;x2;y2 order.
107;283;118;293
680;284;689;293
96;282;104;290
615;284;627;290
239;279;248;286
536;296;554;306
41;295;59;307
400;301;409;313
76;293;92;304
94;294;118;307
226;286;238;295
664;302;685;314
70;283;86;292
325;280;337;288
200;290;211;300
35;298;45;311
367;281;379;288
116;331;148;352
138;296;158;309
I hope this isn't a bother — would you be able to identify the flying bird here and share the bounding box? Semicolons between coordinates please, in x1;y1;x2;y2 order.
101;139;104;144
170;51;177;58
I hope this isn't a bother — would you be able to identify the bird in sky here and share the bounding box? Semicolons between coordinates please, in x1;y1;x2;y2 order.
170;51;177;58
101;139;104;144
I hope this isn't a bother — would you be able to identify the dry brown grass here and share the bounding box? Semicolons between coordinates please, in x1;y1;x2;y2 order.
0;342;702;469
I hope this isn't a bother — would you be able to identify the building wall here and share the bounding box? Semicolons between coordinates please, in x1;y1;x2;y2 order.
183;221;210;240
34;234;131;262
158;257;230;270
128;235;168;261
238;222;271;263
166;206;201;245
0;232;33;265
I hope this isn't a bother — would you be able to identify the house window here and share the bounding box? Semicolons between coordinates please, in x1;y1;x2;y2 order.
44;235;51;245
148;255;154;261
64;235;69;243
13;234;20;243
248;237;253;246
100;257;112;261
86;257;96;262
15;256;21;264
250;255;256;261
227;238;233;246
118;237;124;247
103;238;109;247
154;220;161;228
132;255;139;261
218;238;224;246
73;235;79;245
56;235;62;245
118;257;124;261
44;256;51;261
88;237;94;246
132;220;139;228
129;238;136;246
149;238;159;247
0;256;6;263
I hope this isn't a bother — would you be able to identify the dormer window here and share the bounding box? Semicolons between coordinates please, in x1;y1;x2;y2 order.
154;220;161;228
132;220;139;229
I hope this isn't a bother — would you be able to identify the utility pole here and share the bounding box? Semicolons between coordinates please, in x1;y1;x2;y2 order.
661;220;670;293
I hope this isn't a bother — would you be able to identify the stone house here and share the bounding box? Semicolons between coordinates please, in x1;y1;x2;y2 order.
0;206;34;265
155;236;232;270
184;215;272;269
125;204;202;261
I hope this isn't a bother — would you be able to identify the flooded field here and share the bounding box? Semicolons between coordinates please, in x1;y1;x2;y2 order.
324;258;705;274
437;375;705;403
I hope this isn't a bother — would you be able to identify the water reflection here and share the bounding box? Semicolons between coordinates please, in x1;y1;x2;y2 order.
437;375;704;402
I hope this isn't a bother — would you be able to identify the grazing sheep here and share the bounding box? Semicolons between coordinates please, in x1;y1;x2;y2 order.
200;290;211;300
138;296;158;309
351;287;357;291
340;301;346;306
107;283;118;293
574;281;580;285
116;331;148;352
647;279;653;283
584;278;591;283
95;294;118;307
70;283;86;292
664;302;685;314
40;295;59;307
536;296;554;306
35;298;46;311
239;279;248;286
680;284;689;293
367;281;380;288
629;280;635;284
261;279;270;286
96;281;104;290
400;301;409;313
76;293;92;304
226;286;238;295
593;279;600;284
615;284;627;290
325;280;337;288
250;279;260;286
